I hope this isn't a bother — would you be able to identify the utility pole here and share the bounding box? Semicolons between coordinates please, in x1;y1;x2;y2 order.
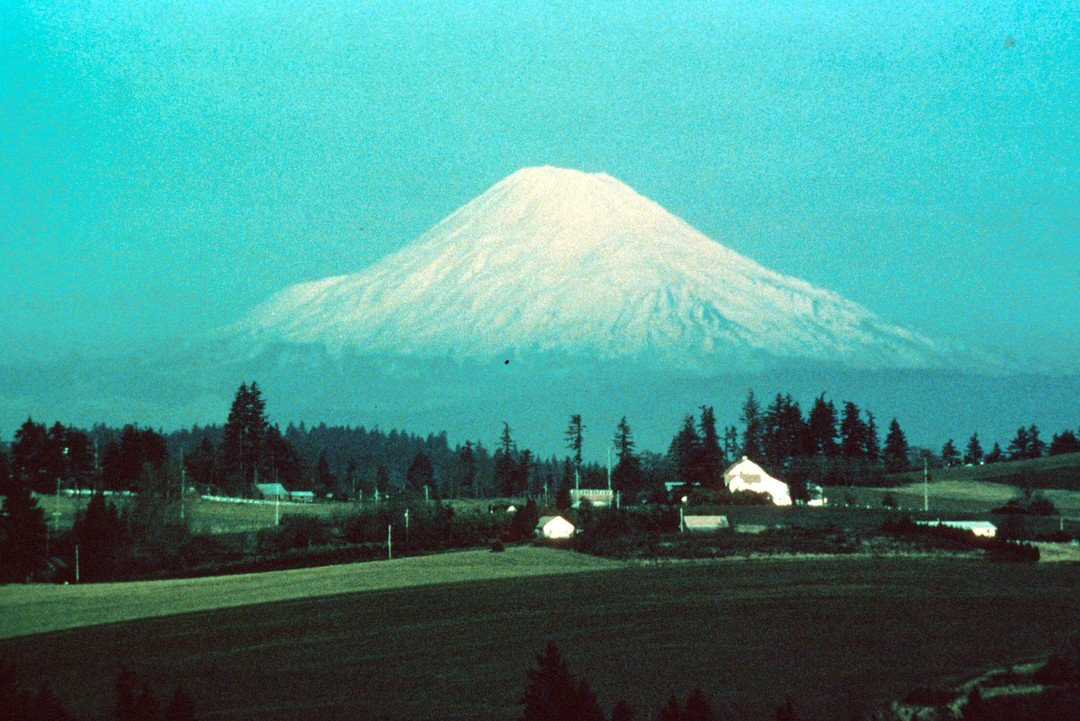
923;457;929;513
179;447;186;522
404;508;410;540
74;545;79;583
606;448;612;492
387;524;393;560
574;467;580;491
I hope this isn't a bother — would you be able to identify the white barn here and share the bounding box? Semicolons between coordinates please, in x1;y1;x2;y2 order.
724;457;792;506
536;516;576;539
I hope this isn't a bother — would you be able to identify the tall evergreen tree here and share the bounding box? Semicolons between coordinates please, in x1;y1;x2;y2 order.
458;441;477;495
519;642;603;721
1049;429;1080;455
1028;424;1046;458
494;422;517;497
806;394;840;457
406;451;434;494
564;415;584;471
763;394;807;469
668;415;701;486
864;412;881;462
985;442;1004;463
221;382;270;494
941;439;960;467
1007;426;1031;461
964;434;984;465
839;401;868;459
612;417;642;494
0;484;48;582
163;684;196;721
698;406;723;485
11;418;49;494
684;689;717;721
883;418;910;473
740;390;765;460
722;425;739;463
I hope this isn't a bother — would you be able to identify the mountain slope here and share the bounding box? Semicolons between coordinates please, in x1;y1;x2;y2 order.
235;166;961;371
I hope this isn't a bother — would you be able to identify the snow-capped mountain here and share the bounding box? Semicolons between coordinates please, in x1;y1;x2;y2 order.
235;166;961;371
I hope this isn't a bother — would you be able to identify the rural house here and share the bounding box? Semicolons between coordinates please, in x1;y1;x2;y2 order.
255;483;289;500
536;515;576;539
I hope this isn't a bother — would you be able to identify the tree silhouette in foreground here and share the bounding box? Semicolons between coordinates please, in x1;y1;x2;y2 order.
519;642;604;721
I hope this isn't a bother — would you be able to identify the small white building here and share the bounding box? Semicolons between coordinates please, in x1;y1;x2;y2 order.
806;483;827;507
682;515;730;532
536;515;576;540
916;519;997;538
570;488;615;508
724;457;792;506
289;490;316;503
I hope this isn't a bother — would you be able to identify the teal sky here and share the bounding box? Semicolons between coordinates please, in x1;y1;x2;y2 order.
2;1;1077;370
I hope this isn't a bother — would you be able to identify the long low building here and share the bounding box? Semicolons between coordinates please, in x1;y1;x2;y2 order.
916;519;997;538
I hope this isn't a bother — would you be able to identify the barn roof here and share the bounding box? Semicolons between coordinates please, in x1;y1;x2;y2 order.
255;483;288;496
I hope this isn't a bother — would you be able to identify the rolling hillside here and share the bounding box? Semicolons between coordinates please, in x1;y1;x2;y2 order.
887;452;1080;491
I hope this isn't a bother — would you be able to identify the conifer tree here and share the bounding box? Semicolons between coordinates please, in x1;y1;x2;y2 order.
221;382;270;494
1028;424;1046;458
1007;426;1030;461
1049;429;1080;456
564;415;584;472
406;451;434;494
494;422;516;497
807;394;840;457
698;406;723;485
668;415;701;486
739;390;765;460
985;442;1004;464
519;642;590;721
458;441;477;495
839;401;868;459
658;696;682;721
864;413;881;462
883;418;910;473
684;689;717;721
612;417;642;493
941;439;960;467
0;484;47;582
964;434;983;465
163;684;195;721
722;426;739;463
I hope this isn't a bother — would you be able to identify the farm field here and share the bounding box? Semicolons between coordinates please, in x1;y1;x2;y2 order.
829;481;1080;524
31;493;521;534
886;452;1080;490
1;556;1077;721
0;546;620;638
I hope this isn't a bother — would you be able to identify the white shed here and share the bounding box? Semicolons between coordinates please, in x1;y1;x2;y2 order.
682;515;730;532
723;456;792;506
536;515;576;539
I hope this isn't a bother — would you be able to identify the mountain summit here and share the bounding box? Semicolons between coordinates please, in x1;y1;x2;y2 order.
237;166;955;370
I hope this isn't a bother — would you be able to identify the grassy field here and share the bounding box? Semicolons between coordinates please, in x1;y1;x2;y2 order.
1;556;1077;721
32;494;519;534
0;547;621;638
887;452;1080;490
829;481;1080;525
